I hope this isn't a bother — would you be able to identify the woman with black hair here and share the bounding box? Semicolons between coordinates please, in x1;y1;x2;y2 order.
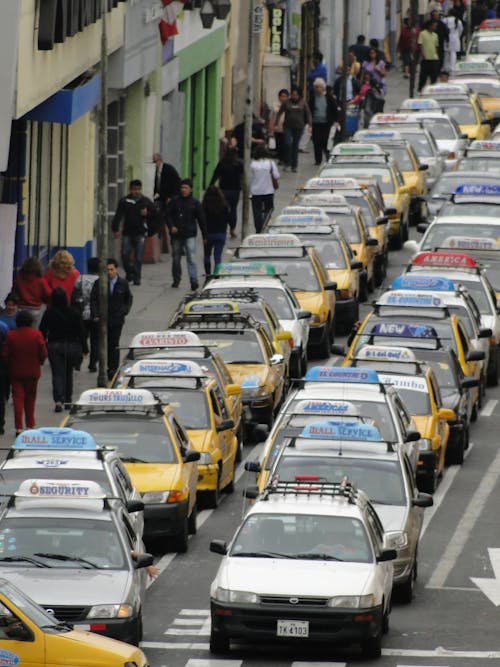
202;186;232;276
209;148;243;237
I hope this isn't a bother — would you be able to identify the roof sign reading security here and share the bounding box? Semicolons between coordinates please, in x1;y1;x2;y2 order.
442;236;500;251
183;300;240;315
214;262;276;276
354;129;404;141
331;143;386;156
400;98;442;110
13;428;98;451
129;330;203;348
75;388;158;407
304;366;380;384
300;420;383;442
412;251;478;269
127;360;205;376
370;323;438;338
294;400;359;416
242;234;303;248
455;184;500;196
16;479;105;499
378;374;428;392
357;345;417;362
391;275;455;292
378;291;443;307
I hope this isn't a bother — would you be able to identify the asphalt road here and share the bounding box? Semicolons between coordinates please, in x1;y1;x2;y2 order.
138;236;500;667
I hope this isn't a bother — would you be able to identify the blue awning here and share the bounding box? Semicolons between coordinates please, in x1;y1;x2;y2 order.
23;73;101;125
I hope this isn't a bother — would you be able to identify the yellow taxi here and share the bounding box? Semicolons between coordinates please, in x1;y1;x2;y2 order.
320;145;411;249
451;70;500;126
112;329;243;445
421;83;492;139
234;234;336;356
347;345;455;494
170;300;287;432
0;577;149;667
64;388;200;552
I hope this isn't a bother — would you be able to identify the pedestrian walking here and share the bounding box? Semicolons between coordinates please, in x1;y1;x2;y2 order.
90;258;133;382
349;35;371;64
275;86;312;173
71;257;100;372
153;153;181;253
202;186;232;276
0;293;19;330
232;116;266;159
430;10;450;68
166;179;207;290
1;310;47;435
250;145;280;233
350;71;385;128
268;89;289;165
309;78;339;165
209;148;242;238
12;257;51;329
398;18;413;78
40;287;88;412
418;20;441;91
111;179;157;286
0;320;8;435
306;51;328;99
362;48;387;93
45;250;80;303
443;11;463;71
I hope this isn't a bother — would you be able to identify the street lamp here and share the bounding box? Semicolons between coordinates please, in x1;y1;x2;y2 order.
200;0;215;28
213;0;231;20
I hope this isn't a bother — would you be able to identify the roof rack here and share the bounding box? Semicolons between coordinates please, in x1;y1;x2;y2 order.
261;478;359;502
170;310;261;330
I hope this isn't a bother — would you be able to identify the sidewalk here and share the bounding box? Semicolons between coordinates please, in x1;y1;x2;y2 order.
0;67;410;444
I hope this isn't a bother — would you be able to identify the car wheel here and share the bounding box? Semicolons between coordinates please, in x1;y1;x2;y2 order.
173;516;188;553
316;322;331;358
418;470;437;495
187;501;197;535
382;602;390;634
359;273;368;302
210;628;230;654
471;400;478;422
398;561;416;604
206;470;221;509
391;227;403;251
367;275;375;293
487;348;499;386
446;429;465;466
300;349;308;377
132;613;143;646
235;426;244;462
361;629;382;659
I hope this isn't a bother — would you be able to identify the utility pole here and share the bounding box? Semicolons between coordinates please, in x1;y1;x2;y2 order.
409;0;419;98
97;0;109;387
341;0;349;140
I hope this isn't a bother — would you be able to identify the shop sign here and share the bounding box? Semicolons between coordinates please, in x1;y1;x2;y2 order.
270;7;284;55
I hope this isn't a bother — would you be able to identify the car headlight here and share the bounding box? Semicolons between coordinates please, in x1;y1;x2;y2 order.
142;491;169;504
87;604;133;619
327;594;376;608
418;438;433;452
385;530;408;550
198;452;212;465
213;587;259;604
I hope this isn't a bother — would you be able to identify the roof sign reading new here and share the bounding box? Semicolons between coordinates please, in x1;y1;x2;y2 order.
127;360;205;376
412;251;478;269
442;236;500;251
300;420;383;442
128;331;203;348
357;345;417;362
400;98;442;110
455;184;500;196
304;366;380;384
378;374;428;392
183;300;240;315
75;388;158;407
378;291;444;307
294;400;359;416
369;323;438;339
214;262;276;277
13;428;98;451
391;274;455;292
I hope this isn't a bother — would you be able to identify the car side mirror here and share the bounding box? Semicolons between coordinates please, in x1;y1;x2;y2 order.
479;328;493;339
298;310;312;319
437;407;456;422
413;492;433;508
126;500;145;514
384;207;397;216
350;260;363;270
460;133;468;139
210;540;228;555
244;486;259;499
216;418;235;432
323;281;337;291
184;449;201;463
461;377;479;389
419;163;429;171
366;237;378;247
405;430;421;442
253;424;269;443
270;353;284;366
466;350;485;361
244;460;262;473
134;553;154;569
377;548;397;562
416;223;429;234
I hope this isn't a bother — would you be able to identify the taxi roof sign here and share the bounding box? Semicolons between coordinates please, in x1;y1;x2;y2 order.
378;374;428;392
274;213;330;225
183;299;240;315
213;262;276;277
370;323;438;339
75;388;158;408
129;330;202;349
454;59;496;72
399;98;442;110
13;428;98;451
304;366;380;384
16;479;105;499
469;140;500;151
370;113;415;124
357;345;417;362
391;274;455;292
412;251;478;269
455;184;500;196
442;236;500;251
297;193;351;207
304;178;355;194
294;400;359;416
300;420;383;442
378;291;444;307
127;359;206;377
422;83;470;95
479;18;500;28
331;143;387;156
272;224;334;236
353;129;404;142
241;233;303;249
281;205;329;217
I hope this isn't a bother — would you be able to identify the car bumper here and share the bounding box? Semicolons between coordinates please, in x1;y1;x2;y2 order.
242;396;274;426
335;297;357;323
307;322;328;347
211;600;383;645
73;614;141;644
143;498;189;539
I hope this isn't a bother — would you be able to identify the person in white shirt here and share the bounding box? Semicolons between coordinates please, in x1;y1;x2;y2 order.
250;145;280;233
443;11;463;71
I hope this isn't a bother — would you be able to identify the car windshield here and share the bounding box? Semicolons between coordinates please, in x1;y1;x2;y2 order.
446;305;475;337
398;130;434;158
394;387;432;415
0;580;63;629
455;280;492;314
127;385;209;430
465;81;500;96
0;468;111;497
429;175;485;196
257;287;295;319
441;102;477;125
245;258;320;291
68;415;178;462
274;457;406;506
236;305;272;338
457;158;500;173
439;201;500;217
422;118;457;140
422;223;500;252
383;145;414;170
302;237;348;268
230;513;373;562
196;330;266;364
0;518;127;569
322;166;395;194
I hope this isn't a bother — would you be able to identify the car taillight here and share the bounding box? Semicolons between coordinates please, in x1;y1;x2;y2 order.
288;337;294;349
448;151;456;159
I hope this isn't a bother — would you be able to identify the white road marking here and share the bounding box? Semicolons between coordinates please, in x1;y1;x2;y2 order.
165;628;210;636
179;609;210;616
426;585;480;592
185;660;242;667
480;399;498;417
420;465;459;539
145;552;176;589
291;663;346;667
427;447;500;589
141;641;210;650
471;548;500;605
197;509;214;530
173;618;206;626
383;647;500;658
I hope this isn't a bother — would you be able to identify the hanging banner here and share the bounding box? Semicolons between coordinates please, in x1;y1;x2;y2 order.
270;6;285;55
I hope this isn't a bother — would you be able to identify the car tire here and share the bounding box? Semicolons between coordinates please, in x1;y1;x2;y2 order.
471;400;478;422
398;560;416;604
382;600;390;634
187;501;197;535
359;273;369;302
206;470;221;509
173;516;188;553
300;349;308;377
316;321;331;358
361;629;382;659
391;227;403;251
487;348;499;386
132;613;143;646
235;426;244;462
210;628;230;654
419;470;437;495
447;428;465;466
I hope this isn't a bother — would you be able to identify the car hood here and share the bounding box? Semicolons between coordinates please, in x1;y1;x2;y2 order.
217;558;374;597
186;429;213;453
124;462;181;493
3;568;131;606
293;292;324;317
327;268;351;290
229;364;268;388
373;503;406;533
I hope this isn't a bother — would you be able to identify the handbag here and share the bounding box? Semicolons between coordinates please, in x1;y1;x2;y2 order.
270;161;279;190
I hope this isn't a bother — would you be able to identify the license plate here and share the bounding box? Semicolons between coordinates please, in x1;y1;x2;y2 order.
276;620;309;637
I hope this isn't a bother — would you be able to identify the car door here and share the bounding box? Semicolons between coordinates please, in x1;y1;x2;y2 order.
365;506;393;605
0;598;44;667
170;415;198;517
112;459;144;537
402;454;424;561
209;388;235;488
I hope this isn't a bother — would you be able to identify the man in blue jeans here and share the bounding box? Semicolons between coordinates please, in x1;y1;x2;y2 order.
111;179;157;286
166;179;207;290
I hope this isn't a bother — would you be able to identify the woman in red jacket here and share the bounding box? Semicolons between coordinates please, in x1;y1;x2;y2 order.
1;310;48;435
45;250;80;303
12;257;51;329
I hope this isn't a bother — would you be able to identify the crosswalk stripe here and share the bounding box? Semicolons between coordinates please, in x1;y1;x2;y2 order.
291;663;346;666
141;641;210;650
165;628;210;636
179;608;210;616
185;660;243;667
173;618;206;626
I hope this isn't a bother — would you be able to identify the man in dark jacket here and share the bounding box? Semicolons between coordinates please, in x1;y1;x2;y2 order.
90;258;133;381
153;153;181;205
309;78;340;164
111;179;157;286
430;10;450;67
166;179;207;290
